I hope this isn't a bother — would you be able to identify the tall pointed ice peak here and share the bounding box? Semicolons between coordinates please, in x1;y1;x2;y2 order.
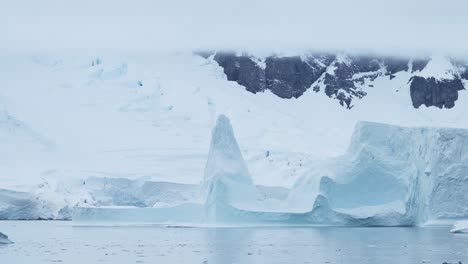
201;115;257;213
208;114;243;159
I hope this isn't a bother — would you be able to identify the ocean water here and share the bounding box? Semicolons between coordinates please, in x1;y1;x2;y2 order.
0;221;467;264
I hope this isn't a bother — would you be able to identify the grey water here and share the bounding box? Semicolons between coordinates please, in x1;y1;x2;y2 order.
0;221;467;264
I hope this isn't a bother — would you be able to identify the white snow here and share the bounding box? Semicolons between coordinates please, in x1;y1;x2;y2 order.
450;220;468;233
0;232;13;244
1;52;467;190
417;55;458;79
0;52;468;224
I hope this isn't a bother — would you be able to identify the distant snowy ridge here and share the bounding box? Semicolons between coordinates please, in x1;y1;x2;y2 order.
209;51;468;109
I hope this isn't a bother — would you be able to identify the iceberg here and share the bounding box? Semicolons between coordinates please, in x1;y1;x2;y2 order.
73;114;260;224
73;120;468;226
0;232;13;244
290;121;468;226
0;189;58;220
201;115;259;222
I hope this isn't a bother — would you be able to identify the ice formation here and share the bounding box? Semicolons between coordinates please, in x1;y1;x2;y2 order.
200;120;468;226
201;115;259;221
0;232;13;244
290;121;468;225
0;189;58;220
72;120;468;226
450;220;468;233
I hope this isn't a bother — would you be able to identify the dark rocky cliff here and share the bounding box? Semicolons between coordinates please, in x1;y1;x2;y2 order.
206;52;467;109
410;77;464;109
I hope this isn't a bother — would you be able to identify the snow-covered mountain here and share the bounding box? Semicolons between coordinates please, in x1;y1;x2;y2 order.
210;52;468;109
0;51;467;221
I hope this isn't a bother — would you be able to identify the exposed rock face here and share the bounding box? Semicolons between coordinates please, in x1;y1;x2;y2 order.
265;56;328;98
384;57;410;77
461;70;468;80
409;76;465;109
207;51;468;109
213;53;266;93
451;58;468;80
318;55;383;108
411;58;430;73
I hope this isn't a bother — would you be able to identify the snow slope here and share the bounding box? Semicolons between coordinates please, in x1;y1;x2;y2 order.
1;52;467;190
0;232;13;244
450;220;468;233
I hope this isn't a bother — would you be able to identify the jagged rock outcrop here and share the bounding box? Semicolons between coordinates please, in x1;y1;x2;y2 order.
411;58;430;73
206;51;467;109
213;53;266;93
316;55;383;108
264;55;332;98
409;76;464;109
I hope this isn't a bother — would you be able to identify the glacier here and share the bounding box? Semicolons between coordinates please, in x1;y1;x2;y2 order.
73;118;468;226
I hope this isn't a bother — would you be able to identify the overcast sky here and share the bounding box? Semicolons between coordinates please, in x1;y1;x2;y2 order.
1;0;467;55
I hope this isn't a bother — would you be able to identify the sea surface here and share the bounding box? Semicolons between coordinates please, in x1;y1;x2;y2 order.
0;221;467;264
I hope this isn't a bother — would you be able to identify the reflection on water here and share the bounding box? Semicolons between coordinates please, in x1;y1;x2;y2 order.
0;221;467;264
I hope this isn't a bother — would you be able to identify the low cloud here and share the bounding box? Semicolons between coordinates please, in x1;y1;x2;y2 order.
1;0;467;55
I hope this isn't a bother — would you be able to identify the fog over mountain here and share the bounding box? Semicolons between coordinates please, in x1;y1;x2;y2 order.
1;0;468;55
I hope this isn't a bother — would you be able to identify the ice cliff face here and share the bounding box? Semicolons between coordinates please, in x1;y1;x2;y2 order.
71;119;468;226
293;121;468;225
209;52;467;109
0;189;58;220
201;115;258;221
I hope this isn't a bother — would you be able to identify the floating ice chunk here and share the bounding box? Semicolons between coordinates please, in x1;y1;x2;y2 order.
450;220;468;233
0;232;13;244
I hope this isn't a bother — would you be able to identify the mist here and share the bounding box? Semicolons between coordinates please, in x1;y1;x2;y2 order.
1;0;468;56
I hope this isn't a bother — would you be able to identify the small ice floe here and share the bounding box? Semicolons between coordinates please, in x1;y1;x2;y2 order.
450;220;468;234
0;232;13;244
